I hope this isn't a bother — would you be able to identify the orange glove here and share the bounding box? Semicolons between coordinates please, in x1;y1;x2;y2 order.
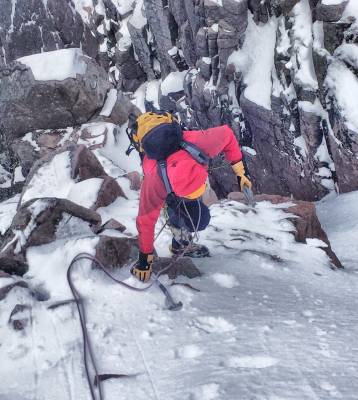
131;252;154;283
232;161;252;191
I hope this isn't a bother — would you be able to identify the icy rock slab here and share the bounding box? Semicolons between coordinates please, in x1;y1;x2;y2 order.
228;192;343;268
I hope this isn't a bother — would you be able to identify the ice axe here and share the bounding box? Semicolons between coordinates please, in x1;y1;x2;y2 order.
243;186;256;208
155;279;183;311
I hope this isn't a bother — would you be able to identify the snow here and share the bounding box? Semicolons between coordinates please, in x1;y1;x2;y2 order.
291;0;319;91
335;43;358;69
14;166;25;183
225;355;279;369
1;114;358;400
160;71;188;96
210;0;222;6
72;0;94;24
342;0;358;27
322;0;346;4
129;0;147;29
67;178;103;208
97;123;142;174
325;60;358;132
21;151;73;204
1;190;358;399
227;13;277;110
17;48;88;81
0;194;20;235
317;191;358;272
100;88;118;117
146;80;161;110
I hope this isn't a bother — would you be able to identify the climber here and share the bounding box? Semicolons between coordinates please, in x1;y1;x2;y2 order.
127;112;252;283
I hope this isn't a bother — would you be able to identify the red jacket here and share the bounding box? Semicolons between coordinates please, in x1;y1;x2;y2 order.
136;125;243;253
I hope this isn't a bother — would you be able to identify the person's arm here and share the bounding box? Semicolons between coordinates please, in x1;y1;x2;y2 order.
136;173;166;254
184;125;252;190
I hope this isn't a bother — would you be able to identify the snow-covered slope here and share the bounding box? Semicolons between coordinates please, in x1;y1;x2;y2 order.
1;173;357;400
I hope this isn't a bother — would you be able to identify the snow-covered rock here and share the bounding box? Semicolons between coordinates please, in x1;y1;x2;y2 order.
0;49;112;139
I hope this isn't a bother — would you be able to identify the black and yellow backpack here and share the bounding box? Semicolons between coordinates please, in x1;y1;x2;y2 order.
126;111;210;197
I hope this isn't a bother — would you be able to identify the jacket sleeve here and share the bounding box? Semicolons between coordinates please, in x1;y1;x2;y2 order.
136;173;167;254
185;125;243;164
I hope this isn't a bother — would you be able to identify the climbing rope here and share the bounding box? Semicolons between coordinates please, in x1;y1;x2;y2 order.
66;203;202;400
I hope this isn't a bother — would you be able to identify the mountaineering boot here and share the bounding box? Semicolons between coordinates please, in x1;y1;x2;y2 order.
131;252;154;282
170;238;210;258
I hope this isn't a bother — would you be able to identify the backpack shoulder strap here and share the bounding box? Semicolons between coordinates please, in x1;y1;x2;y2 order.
157;160;173;195
180;141;211;165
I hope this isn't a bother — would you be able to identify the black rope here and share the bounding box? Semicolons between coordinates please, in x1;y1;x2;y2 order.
66;235;199;400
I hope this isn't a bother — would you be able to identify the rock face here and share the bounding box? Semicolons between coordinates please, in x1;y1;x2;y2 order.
0;49;112;139
228;192;343;268
0;0;98;65
0;0;357;202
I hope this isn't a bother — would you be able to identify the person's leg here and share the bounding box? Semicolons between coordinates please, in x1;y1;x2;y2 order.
167;199;211;257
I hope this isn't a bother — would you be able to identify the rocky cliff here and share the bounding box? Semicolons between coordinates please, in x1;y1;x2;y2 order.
1;0;358;201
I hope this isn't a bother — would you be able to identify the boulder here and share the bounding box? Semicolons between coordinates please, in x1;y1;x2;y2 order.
91;176;127;210
124;171;142;191
228;192;343;268
0;197;101;275
94;236;138;268
152;257;202;279
314;0;348;22
0;49;112;139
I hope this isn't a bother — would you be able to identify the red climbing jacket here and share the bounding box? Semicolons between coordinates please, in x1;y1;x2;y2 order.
136;125;243;253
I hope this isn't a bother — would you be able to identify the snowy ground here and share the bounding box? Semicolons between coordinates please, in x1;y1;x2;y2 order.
0;128;357;400
1;179;358;399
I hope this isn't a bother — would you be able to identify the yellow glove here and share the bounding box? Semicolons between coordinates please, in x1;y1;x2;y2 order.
232;161;252;191
131;253;154;283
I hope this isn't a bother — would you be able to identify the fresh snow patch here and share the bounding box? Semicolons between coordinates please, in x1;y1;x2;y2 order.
322;0;346;4
190;383;220;400
325;60;358;132
211;273;238;288
100;89;117;117
129;0;147;29
21;151;73;204
22;132;40;151
195;316;236;333
161;71;188;96
177;344;204;359
227;13;277;110
67;178;103;208
14;166;25;183
210;0;222;6
18;48;88;81
146;80;161;110
291;0;319;91
72;0;94;24
0;194;20;235
335;43;358;69
242;146;257;156
226;355;279;369
306;238;329;248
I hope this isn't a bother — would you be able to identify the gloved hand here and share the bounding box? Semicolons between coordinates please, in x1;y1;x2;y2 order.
131;252;154;283
232;160;252;191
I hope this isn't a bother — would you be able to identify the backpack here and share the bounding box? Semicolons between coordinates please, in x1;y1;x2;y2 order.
126;111;210;200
